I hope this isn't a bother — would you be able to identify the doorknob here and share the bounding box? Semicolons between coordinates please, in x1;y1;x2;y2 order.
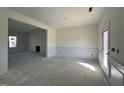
106;52;110;55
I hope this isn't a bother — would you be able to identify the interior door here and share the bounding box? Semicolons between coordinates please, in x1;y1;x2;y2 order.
103;29;110;77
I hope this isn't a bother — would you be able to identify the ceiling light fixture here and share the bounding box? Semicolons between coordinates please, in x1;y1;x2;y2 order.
89;7;93;12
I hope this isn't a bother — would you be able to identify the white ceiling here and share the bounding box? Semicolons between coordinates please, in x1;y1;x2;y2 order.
8;7;104;29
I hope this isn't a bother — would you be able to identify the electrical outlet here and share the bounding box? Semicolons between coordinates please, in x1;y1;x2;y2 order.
111;48;115;52
117;49;119;54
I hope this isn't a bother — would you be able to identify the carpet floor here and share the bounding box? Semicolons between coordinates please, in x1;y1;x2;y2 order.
0;52;107;86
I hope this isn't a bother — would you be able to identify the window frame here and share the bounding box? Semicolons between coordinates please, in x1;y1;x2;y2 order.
9;36;17;48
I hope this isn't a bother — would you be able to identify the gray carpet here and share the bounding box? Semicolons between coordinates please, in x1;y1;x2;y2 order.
0;52;107;86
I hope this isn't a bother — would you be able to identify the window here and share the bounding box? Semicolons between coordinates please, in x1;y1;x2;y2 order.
9;36;17;48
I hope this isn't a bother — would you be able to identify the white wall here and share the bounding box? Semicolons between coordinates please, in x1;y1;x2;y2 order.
57;25;98;48
98;8;124;65
0;8;56;75
28;29;47;56
56;25;98;59
47;28;56;57
98;7;124;85
8;31;28;53
0;10;8;75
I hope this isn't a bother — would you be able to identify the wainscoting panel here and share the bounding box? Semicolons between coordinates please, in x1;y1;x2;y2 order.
47;47;56;58
98;49;124;85
109;64;123;85
98;50;103;68
56;47;98;60
109;56;124;86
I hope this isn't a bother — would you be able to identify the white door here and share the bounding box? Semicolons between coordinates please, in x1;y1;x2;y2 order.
103;30;110;77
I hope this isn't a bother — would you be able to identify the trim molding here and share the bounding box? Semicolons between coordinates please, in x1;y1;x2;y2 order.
98;49;124;85
100;65;111;85
98;49;111;85
56;47;98;60
109;55;124;74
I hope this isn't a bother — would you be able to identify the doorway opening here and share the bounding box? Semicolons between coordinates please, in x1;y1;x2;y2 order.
8;18;47;69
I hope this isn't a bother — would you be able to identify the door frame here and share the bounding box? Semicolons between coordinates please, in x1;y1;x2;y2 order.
102;19;111;78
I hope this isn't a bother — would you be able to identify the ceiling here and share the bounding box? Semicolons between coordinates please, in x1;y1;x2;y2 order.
8;19;44;33
8;7;104;29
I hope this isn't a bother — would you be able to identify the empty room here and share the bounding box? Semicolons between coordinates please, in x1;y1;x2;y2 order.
0;7;124;86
